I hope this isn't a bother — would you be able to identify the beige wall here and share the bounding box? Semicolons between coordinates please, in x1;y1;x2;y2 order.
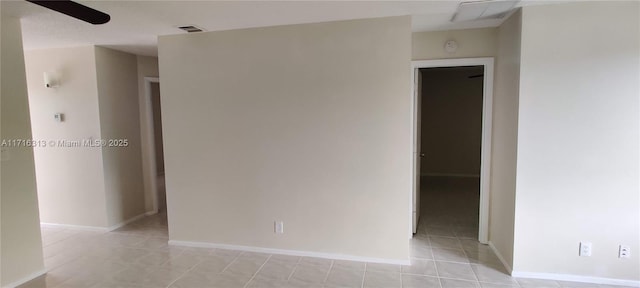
1;16;45;286
24;46;145;229
159;16;412;261
412;28;497;60
513;2;639;281
24;46;108;227
420;66;483;176
488;9;522;271
95;47;146;226
136;55;159;213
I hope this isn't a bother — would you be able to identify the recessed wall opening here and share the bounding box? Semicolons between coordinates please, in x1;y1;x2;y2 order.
150;81;167;213
419;65;483;234
411;58;494;246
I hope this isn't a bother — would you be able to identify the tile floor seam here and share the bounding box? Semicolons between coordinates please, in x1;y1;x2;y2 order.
219;252;242;273
285;257;303;281
322;259;335;283
242;254;272;288
360;263;367;288
433;254;444;288
163;257;202;288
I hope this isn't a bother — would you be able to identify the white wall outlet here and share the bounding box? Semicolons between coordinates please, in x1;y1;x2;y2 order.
619;245;631;258
579;242;592;257
274;221;284;234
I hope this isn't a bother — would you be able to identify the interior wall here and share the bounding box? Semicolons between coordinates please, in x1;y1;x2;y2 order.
95;47;145;227
488;9;522;271
513;2;639;281
420;66;483;177
0;16;45;286
412;28;497;60
136;55;159;213
159;16;412;261
24;46;108;227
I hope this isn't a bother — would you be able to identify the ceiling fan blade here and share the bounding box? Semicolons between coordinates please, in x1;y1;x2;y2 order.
26;0;110;25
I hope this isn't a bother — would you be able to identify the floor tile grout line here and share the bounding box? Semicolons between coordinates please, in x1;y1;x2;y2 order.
242;254;272;288
456;238;480;283
322;260;335;284
161;247;215;288
285;256;303;281
163;258;204;288
360;263;367;288
219;252;242;273
433;252;444;288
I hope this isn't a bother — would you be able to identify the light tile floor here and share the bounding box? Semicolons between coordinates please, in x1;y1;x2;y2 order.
19;176;629;288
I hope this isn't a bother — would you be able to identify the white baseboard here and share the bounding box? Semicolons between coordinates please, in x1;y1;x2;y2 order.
488;241;513;274
169;240;410;265
422;173;480;178
107;212;148;231
145;210;158;216
511;271;640;287
41;212;149;233
2;268;47;288
40;222;108;232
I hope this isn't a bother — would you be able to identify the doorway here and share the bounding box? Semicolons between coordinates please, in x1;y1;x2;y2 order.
411;58;494;244
143;77;167;214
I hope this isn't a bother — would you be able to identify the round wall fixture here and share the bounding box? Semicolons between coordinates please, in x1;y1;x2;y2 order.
444;40;458;53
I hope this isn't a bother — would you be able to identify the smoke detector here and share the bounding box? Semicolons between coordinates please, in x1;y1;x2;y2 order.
177;25;205;33
451;0;519;22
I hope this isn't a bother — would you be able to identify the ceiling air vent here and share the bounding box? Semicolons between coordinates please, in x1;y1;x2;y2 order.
178;25;205;33
451;0;519;22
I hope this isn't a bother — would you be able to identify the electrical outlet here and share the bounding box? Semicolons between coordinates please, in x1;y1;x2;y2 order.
619;245;631;259
274;221;284;234
579;242;592;257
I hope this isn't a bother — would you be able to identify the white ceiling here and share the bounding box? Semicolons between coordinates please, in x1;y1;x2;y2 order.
1;0;567;57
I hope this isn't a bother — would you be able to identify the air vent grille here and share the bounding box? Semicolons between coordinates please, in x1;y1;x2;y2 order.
451;0;519;22
178;25;204;33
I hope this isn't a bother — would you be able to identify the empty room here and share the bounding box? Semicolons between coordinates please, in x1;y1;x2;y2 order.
1;1;638;288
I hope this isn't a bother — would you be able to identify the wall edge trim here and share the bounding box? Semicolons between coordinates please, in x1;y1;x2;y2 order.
107;212;148;231
2;268;47;288
511;271;640;287
168;240;410;265
40;222;108;232
488;241;513;274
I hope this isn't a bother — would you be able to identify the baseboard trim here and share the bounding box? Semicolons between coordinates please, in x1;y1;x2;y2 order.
422;173;480;178
107;212;148;232
40;222;108;232
511;271;640;287
2;268;47;288
145;210;158;216
169;240;410;265
488;241;513;274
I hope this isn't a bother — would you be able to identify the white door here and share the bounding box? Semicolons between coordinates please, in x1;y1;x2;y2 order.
412;69;423;234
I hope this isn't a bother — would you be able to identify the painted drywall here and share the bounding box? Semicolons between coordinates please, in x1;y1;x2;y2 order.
159;16;412;261
95;47;145;227
136;55;159;213
1;16;45;286
420;66;483;177
513;2;639;281
488;9;521;271
412;28;497;60
24;46;108;228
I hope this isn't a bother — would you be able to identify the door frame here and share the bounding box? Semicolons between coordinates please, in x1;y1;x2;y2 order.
141;76;161;214
410;58;494;244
